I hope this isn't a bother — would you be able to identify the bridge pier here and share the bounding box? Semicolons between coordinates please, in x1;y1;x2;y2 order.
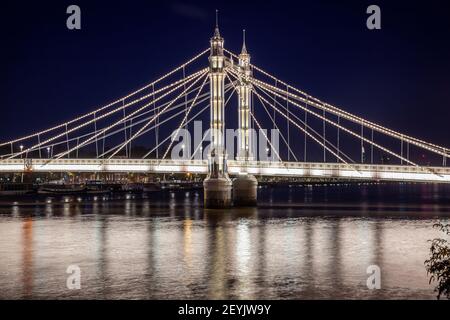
232;174;257;206
204;176;233;208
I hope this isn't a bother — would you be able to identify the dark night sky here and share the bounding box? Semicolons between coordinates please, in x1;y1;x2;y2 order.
0;0;449;149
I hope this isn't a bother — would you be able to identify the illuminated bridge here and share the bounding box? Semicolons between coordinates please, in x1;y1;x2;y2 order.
1;19;449;205
0;159;449;184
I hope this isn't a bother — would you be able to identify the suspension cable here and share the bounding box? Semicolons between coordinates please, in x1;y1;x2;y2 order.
0;48;210;148
107;70;209;160
227;67;354;163
252;87;352;166
224;48;449;155
251;82;354;164
161;75;209;160
250;75;449;158
254;87;299;162
1;91;210;159
254;80;424;168
48;69;208;163
101;97;210;159
190;80;236;160
8;69;207;160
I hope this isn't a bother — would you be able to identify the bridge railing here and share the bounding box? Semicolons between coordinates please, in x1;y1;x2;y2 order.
0;158;449;183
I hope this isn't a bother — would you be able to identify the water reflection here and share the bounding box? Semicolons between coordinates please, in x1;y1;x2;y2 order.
22;217;33;298
0;184;449;299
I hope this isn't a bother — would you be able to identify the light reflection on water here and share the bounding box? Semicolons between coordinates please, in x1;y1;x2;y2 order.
0;183;449;299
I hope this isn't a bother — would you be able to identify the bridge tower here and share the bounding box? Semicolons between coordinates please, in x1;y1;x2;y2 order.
203;19;233;208
233;30;258;206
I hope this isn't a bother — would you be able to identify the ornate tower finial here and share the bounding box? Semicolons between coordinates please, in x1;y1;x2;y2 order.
216;9;219;28
213;9;221;38
241;29;248;54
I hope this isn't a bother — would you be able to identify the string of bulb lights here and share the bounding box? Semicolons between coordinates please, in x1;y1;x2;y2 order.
0;49;210;148
224;48;448;158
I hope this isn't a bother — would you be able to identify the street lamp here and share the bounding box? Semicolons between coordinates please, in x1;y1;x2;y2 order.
19;145;23;158
47;147;51;158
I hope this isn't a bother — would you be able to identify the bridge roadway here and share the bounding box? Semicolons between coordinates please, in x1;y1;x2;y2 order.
0;158;449;183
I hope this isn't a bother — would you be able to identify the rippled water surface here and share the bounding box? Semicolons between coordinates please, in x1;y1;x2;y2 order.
0;183;449;299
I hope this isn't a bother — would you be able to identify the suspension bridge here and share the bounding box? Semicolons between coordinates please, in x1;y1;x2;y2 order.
0;20;449;207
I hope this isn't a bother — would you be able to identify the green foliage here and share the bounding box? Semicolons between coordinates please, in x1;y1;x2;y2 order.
425;223;450;300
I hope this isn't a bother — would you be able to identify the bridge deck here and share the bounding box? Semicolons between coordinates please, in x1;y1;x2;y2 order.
0;159;449;183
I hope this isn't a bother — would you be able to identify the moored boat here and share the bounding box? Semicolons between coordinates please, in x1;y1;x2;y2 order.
85;180;112;195
121;183;144;193
38;183;86;195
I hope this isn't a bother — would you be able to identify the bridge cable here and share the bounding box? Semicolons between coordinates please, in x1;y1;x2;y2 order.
99;88;213;159
7;69;207;160
337;116;340;163
87;92;212;158
371;129;374;164
76;137;79;159
249;109;283;163
251;86;353;167
253;86;299;162
0;48;210;148
226;66;348;162
323;109;326;162
103;95;210;159
225;72;284;165
287;86;290;161
46;69;208;163
37;134;42;159
227;67;354;164
190;79;237;160
94;112;99;158
1;90;210;160
361;122;364;163
223;48;449;157
122;100;129;158
400;135;404;165
107;70;209;160
250;81;355;164
65;124;70;159
161;75;209;161
152;84;158;160
253;79;434;172
183;66;189;156
226;69;297;162
305;96;308;162
249;72;449;157
143;87;231;160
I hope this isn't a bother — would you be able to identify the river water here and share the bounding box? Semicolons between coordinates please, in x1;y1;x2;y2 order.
0;183;449;299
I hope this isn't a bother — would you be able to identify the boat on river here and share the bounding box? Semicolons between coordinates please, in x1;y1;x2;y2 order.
37;183;86;195
121;183;144;193
85;180;112;195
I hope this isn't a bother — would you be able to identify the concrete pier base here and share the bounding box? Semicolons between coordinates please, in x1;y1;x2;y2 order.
232;174;258;206
204;177;233;208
